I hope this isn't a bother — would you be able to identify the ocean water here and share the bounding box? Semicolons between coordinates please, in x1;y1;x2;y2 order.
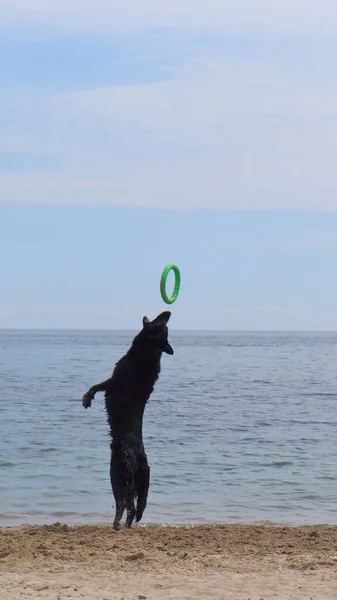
1;330;337;526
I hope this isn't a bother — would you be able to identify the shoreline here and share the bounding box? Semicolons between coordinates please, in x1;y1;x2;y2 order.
1;523;337;599
2;515;337;529
2;514;337;528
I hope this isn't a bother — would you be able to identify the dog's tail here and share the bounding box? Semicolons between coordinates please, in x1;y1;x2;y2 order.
135;459;150;523
135;496;146;523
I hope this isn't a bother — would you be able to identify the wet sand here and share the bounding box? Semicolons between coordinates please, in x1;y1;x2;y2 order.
1;523;337;599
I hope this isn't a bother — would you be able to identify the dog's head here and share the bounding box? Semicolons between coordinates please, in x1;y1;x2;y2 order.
141;311;174;355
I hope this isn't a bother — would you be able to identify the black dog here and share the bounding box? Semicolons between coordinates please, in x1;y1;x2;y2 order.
82;311;173;530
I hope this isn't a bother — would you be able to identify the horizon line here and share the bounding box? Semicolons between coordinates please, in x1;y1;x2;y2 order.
1;328;337;333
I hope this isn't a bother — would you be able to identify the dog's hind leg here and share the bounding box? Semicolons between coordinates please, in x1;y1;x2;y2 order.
113;499;125;531
125;493;136;528
110;453;125;531
136;455;150;523
124;449;137;528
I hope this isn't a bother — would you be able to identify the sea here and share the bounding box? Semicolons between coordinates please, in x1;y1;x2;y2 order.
1;330;336;526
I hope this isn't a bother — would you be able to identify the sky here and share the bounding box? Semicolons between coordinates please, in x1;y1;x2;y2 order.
1;1;337;330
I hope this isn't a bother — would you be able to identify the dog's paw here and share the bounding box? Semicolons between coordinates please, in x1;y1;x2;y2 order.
82;392;93;409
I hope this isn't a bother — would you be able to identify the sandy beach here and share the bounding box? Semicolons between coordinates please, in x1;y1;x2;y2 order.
1;523;336;599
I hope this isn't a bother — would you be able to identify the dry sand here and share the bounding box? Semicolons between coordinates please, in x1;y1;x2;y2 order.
1;523;336;599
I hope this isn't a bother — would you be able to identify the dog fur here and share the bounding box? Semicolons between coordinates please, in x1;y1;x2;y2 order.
82;311;173;530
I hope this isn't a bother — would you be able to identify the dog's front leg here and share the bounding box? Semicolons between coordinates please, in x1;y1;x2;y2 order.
82;378;112;409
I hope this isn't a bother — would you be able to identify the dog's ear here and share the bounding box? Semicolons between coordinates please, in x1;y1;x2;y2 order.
143;316;150;327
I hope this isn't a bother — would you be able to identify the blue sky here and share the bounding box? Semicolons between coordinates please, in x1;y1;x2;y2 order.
1;2;337;329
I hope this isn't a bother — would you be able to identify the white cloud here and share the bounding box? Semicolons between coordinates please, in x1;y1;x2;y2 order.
2;57;337;210
1;1;337;35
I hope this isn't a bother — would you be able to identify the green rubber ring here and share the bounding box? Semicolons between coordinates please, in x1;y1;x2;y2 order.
160;264;181;304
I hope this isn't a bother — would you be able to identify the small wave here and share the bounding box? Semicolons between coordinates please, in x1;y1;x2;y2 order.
254;461;294;468
300;392;337;398
0;461;16;468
